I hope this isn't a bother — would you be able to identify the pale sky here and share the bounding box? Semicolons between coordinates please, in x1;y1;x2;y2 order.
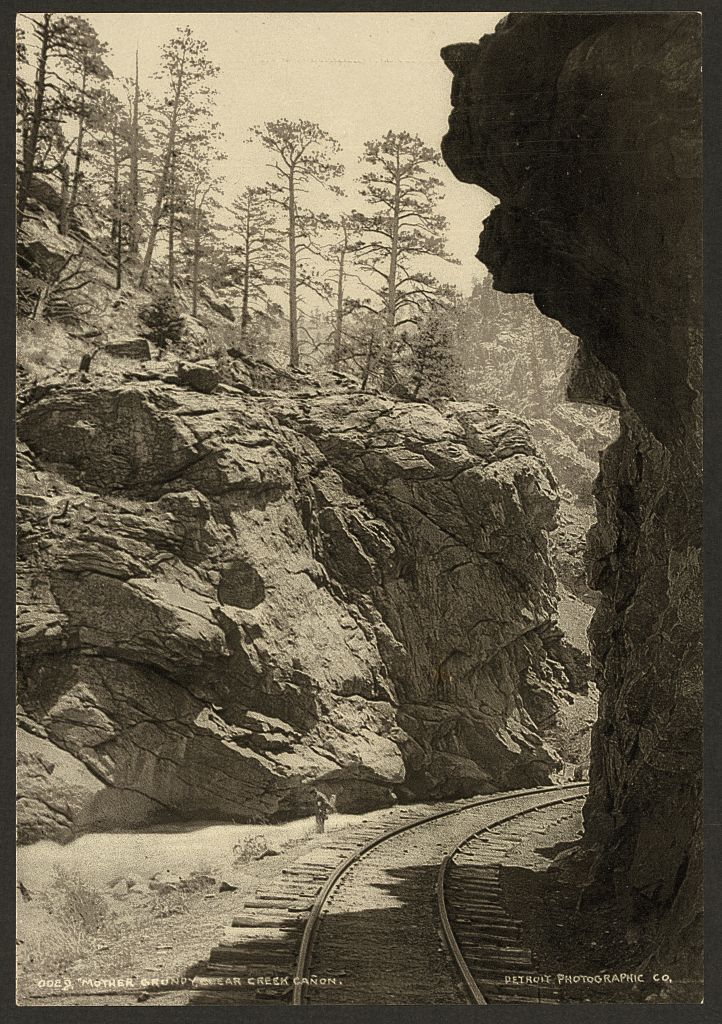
77;12;506;292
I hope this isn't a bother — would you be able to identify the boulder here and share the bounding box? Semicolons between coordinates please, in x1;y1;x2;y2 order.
105;338;152;360
27;178;65;218
17;219;77;280
177;360;221;394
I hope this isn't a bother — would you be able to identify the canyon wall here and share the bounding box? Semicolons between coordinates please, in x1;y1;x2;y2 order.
17;358;581;842
442;13;702;977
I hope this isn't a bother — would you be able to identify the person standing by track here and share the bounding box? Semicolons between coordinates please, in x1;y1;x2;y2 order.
314;790;333;833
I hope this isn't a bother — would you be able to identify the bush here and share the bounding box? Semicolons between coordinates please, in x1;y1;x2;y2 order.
138;288;184;351
18;867;118;975
47;866;112;936
232;834;268;865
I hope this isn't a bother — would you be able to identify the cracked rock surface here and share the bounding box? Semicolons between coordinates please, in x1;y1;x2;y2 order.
17;360;579;841
442;11;702;978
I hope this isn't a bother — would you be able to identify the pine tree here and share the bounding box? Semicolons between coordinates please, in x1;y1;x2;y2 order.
89;89;132;288
127;49;142;254
228;186;284;352
16;15;113;235
166;130;225;295
77;67;154;289
139;26;221;289
407;298;465;401
324;214;363;370
251;119;343;367
138;288;184;351
16;14;73;229
343;308;385;389
17;13;54;228
59;18;112;234
175;163;224;316
352;131;458;388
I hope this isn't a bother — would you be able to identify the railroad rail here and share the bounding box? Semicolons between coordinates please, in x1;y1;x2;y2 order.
190;782;586;1005
438;790;586;1004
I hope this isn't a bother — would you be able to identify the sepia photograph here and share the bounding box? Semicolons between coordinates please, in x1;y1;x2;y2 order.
15;8;703;1008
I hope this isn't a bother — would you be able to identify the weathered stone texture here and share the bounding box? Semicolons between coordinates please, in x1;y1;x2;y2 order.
442;12;702;977
104;338;152;361
17;363;578;841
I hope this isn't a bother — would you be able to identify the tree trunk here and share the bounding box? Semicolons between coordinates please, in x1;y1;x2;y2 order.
67;61;87;223
139;43;187;289
128;49;141;254
115;216;123;290
109;126;118;244
113;126;123;289
333;243;345;370
167;148;175;288
240;202;251;350
360;328;375;391
191;209;200;316
382;147;401;388
32;282;47;320
58;162;70;235
17;14;51;231
288;169;299;368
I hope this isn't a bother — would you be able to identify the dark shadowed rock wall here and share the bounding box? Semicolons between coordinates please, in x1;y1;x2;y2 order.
17;360;580;842
442;12;702;978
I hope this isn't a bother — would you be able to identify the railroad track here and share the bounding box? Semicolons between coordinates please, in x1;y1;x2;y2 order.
190;782;586;1005
439;792;586;1004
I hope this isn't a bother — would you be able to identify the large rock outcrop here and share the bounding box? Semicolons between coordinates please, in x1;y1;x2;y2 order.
17;360;579;842
442;12;702;980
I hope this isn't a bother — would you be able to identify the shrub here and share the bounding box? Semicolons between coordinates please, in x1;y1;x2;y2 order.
18;867;118;975
138;288;184;350
232;833;268;866
47;866;112;936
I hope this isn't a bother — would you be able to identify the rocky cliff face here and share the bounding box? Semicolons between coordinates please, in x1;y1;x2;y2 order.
17;357;580;843
442;12;702;978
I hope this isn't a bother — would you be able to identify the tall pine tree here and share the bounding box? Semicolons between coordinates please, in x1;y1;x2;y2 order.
251;119;343;367
325;214;363;370
139;26;221;289
228;186;284;351
353;131;457;387
58;17;112;234
16;14;81;229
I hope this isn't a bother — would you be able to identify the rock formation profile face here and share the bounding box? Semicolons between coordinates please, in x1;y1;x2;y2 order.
441;12;702;975
17;362;581;842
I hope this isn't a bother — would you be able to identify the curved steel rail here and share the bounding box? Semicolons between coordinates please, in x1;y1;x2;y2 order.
292;782;586;1004
437;788;587;1004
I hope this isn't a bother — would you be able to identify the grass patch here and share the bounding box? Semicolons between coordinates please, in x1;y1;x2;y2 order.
19;866;120;976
